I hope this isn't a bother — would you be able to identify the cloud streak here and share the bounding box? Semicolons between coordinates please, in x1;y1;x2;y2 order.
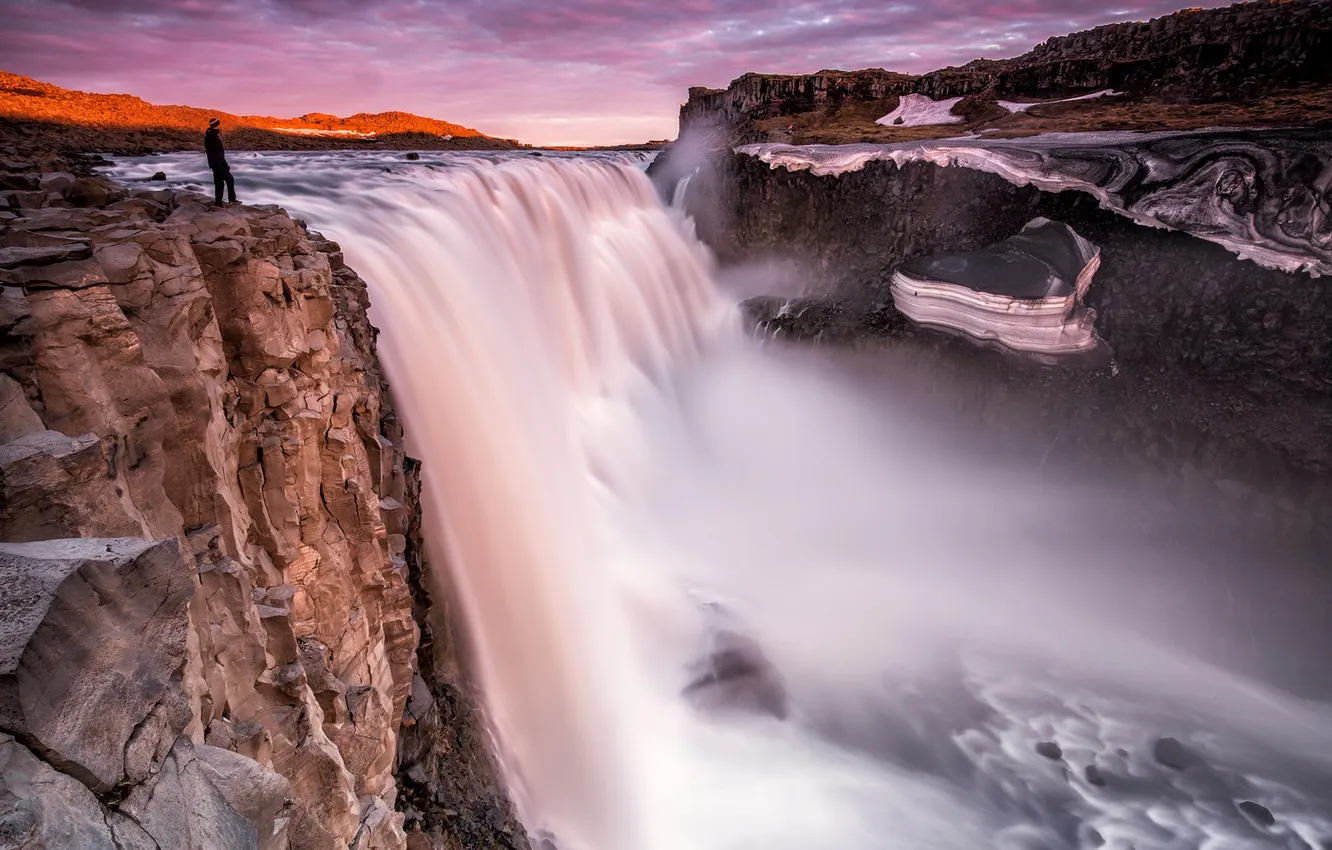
0;0;1226;145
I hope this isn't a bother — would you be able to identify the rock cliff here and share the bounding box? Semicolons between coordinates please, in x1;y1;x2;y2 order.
0;154;524;849
678;0;1331;144
679;136;1332;543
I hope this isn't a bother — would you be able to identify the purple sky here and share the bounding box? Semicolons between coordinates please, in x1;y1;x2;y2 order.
2;0;1226;146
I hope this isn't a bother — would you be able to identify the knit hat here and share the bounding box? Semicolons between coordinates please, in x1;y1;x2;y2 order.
208;118;221;128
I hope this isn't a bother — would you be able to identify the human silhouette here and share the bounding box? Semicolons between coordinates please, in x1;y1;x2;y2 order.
204;118;238;206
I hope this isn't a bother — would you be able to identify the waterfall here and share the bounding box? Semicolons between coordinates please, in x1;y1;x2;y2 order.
324;157;728;850
106;151;1332;850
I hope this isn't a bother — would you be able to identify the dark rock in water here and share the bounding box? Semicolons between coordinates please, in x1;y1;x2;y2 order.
1035;741;1063;761
149;171;166;181
1084;764;1107;787
1237;801;1276;827
405;152;420;160
683;629;788;719
1153;736;1202;771
892;116;904;125
1084;828;1105;848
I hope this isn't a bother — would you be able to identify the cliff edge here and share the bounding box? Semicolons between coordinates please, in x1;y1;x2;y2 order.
0;153;524;849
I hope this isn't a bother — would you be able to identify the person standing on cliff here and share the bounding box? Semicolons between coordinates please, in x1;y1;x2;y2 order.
204;118;239;206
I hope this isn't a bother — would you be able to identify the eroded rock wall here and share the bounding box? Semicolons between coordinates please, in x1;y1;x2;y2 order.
682;148;1332;542
0;154;523;849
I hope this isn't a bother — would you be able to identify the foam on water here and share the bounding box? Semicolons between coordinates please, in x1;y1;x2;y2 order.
108;150;1332;850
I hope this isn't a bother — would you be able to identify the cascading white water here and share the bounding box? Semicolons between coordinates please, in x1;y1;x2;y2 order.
109;151;1332;850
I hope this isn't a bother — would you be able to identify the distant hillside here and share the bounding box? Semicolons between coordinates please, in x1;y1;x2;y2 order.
0;71;524;154
680;0;1332;145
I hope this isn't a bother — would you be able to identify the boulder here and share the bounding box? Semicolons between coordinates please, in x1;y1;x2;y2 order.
121;737;260;850
0;537;193;792
683;629;787;719
0;733;156;850
1035;741;1063;761
196;744;294;850
1237;800;1275;827
1152;736;1204;771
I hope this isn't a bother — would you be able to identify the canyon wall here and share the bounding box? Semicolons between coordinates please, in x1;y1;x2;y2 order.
0;155;524;850
679;0;1331;143
680;145;1332;542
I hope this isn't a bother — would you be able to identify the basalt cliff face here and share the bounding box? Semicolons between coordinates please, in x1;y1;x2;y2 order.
673;128;1332;545
678;0;1331;145
0;154;524;850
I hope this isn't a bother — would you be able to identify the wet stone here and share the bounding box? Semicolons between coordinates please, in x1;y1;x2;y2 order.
1035;741;1063;761
1237;801;1275;827
1152;736;1202;771
1084;764;1107;786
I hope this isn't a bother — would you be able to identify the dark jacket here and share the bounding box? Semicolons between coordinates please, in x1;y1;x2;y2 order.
204;128;228;170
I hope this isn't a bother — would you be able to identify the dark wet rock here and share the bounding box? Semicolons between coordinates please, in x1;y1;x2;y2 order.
683;629;788;720
1153;736;1203;771
1083;764;1107;787
404;152;420;160
1084;827;1105;847
1035;741;1063;761
1237;800;1276;827
150;171;167;181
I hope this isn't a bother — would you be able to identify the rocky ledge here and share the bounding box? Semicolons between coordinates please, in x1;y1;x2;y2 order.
0;154;524;849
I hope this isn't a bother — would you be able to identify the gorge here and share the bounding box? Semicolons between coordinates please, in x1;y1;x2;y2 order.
2;1;1331;848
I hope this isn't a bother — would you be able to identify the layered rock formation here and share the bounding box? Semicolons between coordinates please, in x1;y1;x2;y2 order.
678;0;1331;144
679;132;1332;542
0;154;524;849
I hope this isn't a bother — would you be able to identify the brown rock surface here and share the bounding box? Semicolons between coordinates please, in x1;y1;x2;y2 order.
0;536;192;792
0;154;521;849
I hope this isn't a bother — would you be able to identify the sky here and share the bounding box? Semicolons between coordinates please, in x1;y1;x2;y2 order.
1;0;1228;146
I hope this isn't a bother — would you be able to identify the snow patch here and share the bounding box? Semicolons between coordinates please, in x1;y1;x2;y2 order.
875;94;965;127
997;89;1119;113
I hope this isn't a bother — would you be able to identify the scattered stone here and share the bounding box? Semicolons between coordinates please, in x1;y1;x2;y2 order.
1035;741;1063;761
150;171;167;181
1237;801;1276;827
1153;736;1202;771
405;152;421;160
1084;764;1107;786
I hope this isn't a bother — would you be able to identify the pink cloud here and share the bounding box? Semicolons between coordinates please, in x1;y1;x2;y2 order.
0;0;1230;145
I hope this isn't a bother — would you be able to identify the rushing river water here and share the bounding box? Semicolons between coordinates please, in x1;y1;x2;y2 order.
109;151;1332;850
